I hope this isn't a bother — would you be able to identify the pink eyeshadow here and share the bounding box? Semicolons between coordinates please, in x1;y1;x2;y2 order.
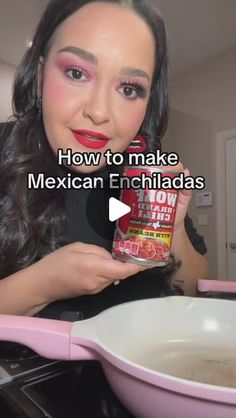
55;55;92;77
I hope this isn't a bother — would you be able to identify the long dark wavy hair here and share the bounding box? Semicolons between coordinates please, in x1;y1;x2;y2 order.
0;0;171;282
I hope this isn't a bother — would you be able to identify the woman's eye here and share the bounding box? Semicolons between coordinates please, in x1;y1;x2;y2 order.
65;68;87;81
119;86;138;99
119;84;147;100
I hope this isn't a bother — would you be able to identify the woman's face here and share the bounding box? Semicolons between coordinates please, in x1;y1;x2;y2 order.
39;2;155;173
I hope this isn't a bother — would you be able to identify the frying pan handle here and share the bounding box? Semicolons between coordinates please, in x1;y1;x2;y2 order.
0;315;97;361
198;279;236;294
0;314;73;359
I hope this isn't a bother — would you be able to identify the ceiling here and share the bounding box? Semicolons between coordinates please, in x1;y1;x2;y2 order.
0;0;236;77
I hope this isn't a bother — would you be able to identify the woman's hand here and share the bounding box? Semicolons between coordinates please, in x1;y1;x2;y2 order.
160;162;192;232
174;167;192;233
34;242;146;303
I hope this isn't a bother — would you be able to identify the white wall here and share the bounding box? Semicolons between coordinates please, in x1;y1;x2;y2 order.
170;45;236;134
165;45;236;278
0;60;16;122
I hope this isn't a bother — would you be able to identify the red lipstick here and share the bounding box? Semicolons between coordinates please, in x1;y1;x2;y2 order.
71;129;110;149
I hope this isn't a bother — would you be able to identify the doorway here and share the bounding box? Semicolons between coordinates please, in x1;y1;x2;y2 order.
216;129;236;280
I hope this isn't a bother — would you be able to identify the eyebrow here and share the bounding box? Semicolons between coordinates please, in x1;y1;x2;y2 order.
58;46;98;64
120;67;150;81
57;46;150;81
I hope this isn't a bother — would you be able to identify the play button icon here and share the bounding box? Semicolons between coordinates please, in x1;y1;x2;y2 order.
109;197;131;222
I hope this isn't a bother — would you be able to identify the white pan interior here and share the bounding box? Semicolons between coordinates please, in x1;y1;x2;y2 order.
89;296;236;388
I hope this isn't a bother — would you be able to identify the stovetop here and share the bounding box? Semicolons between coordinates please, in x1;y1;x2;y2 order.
0;342;58;384
0;342;134;418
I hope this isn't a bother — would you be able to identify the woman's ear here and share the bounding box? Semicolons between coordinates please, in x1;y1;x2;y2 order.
37;56;44;98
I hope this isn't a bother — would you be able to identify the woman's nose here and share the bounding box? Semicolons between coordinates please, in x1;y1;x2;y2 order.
82;87;110;126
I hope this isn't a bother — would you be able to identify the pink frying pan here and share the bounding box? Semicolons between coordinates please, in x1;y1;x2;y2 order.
0;281;236;418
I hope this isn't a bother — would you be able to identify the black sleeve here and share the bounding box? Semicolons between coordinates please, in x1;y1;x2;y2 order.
184;214;207;255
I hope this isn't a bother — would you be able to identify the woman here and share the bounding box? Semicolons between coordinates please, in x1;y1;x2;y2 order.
0;0;209;320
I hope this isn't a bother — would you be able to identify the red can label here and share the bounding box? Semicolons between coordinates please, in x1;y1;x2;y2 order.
112;166;179;266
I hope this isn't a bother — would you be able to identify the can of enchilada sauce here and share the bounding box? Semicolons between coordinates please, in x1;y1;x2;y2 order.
112;166;179;266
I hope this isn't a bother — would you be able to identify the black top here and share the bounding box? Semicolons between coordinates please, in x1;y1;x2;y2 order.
36;167;207;321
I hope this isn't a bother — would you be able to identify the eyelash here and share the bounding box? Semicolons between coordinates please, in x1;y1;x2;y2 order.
65;67;89;81
64;67;148;100
118;81;148;100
